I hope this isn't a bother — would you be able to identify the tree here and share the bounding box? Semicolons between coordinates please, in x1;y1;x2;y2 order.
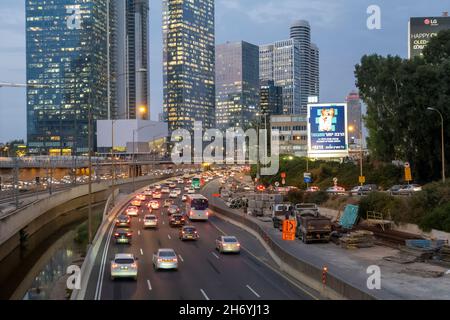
355;30;450;183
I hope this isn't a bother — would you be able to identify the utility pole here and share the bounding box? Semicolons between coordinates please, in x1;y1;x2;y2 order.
13;157;19;209
88;93;93;245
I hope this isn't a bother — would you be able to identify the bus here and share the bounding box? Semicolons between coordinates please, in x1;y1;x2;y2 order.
192;176;201;190
186;194;209;221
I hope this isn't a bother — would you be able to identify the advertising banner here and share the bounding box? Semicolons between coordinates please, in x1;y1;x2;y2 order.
409;17;450;59
307;103;349;158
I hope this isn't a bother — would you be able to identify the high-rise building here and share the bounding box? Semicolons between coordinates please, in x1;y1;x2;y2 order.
260;80;283;116
260;20;319;116
215;41;260;130
26;0;111;155
260;40;301;115
113;0;150;120
163;0;215;133
346;91;362;147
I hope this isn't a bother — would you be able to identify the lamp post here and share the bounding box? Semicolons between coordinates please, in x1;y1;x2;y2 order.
427;107;446;183
131;109;152;192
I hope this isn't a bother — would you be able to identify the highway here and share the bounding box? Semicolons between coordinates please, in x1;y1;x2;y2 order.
84;177;319;300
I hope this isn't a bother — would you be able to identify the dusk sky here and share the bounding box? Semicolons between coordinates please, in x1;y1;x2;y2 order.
0;0;447;142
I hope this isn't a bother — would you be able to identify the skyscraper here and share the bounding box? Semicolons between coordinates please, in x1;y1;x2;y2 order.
260;80;283;116
346;91;362;146
113;0;150;120
260;20;319;115
216;41;260;130
26;0;111;155
163;0;215;134
260;40;301;115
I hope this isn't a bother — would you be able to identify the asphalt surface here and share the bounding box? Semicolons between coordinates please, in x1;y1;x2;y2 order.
84;178;317;300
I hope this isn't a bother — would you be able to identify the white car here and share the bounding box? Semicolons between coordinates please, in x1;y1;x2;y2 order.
188;188;195;194
184;186;190;192
125;206;139;217
169;190;178;198
143;214;158;228
216;236;241;254
152;191;162;199
174;188;182;195
182;194;188;202
111;254;138;281
153;249;178;271
177;179;184;184
162;187;170;194
169;183;177;189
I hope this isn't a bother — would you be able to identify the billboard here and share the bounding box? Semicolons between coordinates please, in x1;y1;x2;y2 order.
307;103;349;158
409;17;450;59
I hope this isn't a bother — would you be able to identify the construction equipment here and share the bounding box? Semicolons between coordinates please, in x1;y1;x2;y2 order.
340;230;375;249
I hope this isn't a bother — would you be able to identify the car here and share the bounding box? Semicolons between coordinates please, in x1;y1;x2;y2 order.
115;214;131;228
306;186;320;192
153;249;178;271
326;186;346;195
125;206;139;217
167;205;180;215
181;194;188;202
360;184;378;194
170;214;186;227
184;186;190;192
387;184;404;195
169;182;177;189
179;226;199;241
398;184;422;195
169;190;178;198
350;186;363;196
188;188;195;194
152;191;162;199
110;254;138;281
148;200;160;210
177;179;184;184
163;199;174;207
161;187;170;194
144;189;153;196
143;214;158;229
216;236;241;254
243;185;252;191
174;188;182;195
114;228;133;244
131;199;142;207
136;194;146;201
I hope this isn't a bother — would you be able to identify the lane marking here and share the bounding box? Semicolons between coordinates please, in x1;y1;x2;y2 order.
178;254;184;262
94;217;116;300
200;289;210;301
140;248;144;256
208;217;320;300
168;234;171;240
212;252;220;260
147;280;152;291
246;285;261;298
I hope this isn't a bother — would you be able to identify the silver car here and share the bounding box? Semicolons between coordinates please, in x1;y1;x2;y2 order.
110;253;138;281
216;236;241;254
153;249;178;271
143;214;158;228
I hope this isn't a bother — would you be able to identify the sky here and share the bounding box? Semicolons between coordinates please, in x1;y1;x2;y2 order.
0;0;447;143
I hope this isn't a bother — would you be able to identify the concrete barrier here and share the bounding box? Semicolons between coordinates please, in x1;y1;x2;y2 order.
210;203;376;300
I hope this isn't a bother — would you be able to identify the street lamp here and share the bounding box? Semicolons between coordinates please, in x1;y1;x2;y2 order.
131;110;153;192
427;107;446;183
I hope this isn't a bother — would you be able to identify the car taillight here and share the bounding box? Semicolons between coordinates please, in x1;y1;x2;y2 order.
237;243;241;247
158;258;163;262
112;264;118;268
114;233;119;237
131;263;137;268
127;233;132;237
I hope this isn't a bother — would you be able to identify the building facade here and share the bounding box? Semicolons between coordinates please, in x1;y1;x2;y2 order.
346;91;363;148
113;0;150;120
162;0;215;134
270;115;308;156
26;0;111;155
260;80;283;116
215;41;260;130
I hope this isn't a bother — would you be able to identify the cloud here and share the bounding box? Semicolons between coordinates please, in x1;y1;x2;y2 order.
217;0;347;28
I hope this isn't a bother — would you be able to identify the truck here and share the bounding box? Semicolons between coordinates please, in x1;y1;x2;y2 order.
271;203;294;230
294;204;332;244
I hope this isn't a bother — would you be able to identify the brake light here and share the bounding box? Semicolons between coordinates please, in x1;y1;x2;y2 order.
158;258;163;262
114;233;119;237
112;263;118;269
126;233;132;237
131;263;137;268
237;243;241;247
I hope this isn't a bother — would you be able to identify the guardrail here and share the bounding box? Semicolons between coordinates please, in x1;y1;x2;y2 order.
210;203;376;300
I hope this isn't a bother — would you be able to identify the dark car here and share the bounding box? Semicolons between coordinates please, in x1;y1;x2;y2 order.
387;185;404;195
170;214;186;227
115;215;131;228
114;228;133;244
360;184;378;195
179;226;199;241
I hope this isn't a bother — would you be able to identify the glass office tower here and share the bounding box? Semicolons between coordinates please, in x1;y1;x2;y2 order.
26;0;110;155
215;41;260;130
163;0;216;134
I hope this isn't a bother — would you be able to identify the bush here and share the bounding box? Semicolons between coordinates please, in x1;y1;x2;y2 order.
287;190;304;204
358;192;407;223
419;203;450;232
303;191;329;205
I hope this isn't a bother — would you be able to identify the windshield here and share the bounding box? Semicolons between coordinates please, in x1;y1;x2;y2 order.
192;198;208;210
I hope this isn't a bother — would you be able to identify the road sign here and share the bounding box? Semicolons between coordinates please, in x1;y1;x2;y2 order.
281;172;287;179
275;182;280;187
304;173;312;184
405;167;412;182
282;178;286;185
282;220;297;241
359;176;366;184
404;162;410;168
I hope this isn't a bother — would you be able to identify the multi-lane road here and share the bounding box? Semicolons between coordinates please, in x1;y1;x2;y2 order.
84;177;319;300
